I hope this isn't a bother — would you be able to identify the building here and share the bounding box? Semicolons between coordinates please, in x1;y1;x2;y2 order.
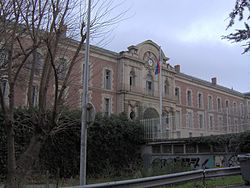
1;39;250;139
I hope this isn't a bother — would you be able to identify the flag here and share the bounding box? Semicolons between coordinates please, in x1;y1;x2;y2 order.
155;59;160;75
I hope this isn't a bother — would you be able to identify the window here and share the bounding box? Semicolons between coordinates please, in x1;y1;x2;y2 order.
225;100;229;108
208;95;213;110
57;58;68;80
233;102;237;114
104;98;111;116
129;70;135;88
234;118;238;132
208;114;214;130
32;85;38;107
175;111;181;129
217;98;221;112
198;93;203;108
186;111;193;128
164;111;170;125
146;74;153;95
198;112;204;129
175;87;180;102
187;90;192;106
104;69;111;90
164;77;170;96
218;116;223;131
34;52;44;75
240;103;244;116
176;131;181;138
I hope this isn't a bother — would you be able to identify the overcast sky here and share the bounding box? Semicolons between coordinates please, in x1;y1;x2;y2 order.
92;0;250;93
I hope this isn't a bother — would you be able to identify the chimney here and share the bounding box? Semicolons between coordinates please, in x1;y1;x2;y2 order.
211;77;217;85
174;65;180;73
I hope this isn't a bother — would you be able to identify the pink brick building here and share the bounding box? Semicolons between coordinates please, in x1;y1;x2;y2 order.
1;39;250;139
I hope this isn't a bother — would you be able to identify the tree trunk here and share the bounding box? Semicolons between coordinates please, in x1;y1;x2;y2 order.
14;133;44;186
27;50;36;107
6;123;16;188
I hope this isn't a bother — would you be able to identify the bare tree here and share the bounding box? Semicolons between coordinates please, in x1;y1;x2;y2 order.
0;0;125;186
223;0;250;53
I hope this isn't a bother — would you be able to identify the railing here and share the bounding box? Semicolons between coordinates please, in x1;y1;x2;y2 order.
141;104;250;141
67;166;241;188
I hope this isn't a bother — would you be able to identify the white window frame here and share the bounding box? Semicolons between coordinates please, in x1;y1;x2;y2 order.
186;109;193;128
217;97;222;112
197;92;203;109
208;114;214;130
208;95;213;111
175;87;181;103
104;68;112;90
198;111;205;129
175;110;181;129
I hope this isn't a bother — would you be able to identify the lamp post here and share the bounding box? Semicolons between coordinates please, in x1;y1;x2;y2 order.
80;0;91;185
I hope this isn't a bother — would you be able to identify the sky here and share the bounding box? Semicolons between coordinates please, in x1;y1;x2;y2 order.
92;0;250;93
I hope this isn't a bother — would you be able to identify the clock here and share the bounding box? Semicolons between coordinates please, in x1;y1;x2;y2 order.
143;51;157;68
148;58;154;66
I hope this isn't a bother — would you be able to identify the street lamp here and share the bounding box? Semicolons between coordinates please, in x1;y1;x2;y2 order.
80;0;91;185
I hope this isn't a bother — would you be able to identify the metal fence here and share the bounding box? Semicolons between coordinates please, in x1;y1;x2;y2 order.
67;166;241;188
141;104;250;140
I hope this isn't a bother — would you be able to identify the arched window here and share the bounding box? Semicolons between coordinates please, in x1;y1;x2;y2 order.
129;70;135;88
198;93;203;108
34;52;44;75
225;100;229;108
146;73;154;95
187;90;192;106
104;69;111;90
164;77;170;96
208;95;213;110
217;97;221;112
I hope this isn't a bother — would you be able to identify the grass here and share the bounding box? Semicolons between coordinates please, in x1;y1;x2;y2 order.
164;175;244;188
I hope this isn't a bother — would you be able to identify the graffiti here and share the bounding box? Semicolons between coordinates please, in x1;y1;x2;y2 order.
151;155;215;169
152;156;206;169
151;153;238;170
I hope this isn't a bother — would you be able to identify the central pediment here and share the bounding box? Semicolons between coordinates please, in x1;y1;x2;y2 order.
127;40;169;63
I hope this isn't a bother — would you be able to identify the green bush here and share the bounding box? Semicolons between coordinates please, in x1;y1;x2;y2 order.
87;113;144;177
0;109;144;180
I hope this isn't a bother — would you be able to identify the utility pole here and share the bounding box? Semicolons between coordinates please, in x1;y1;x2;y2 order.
80;0;91;185
159;47;163;139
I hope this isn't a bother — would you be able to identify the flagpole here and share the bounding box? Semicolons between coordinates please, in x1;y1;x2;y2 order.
159;47;163;139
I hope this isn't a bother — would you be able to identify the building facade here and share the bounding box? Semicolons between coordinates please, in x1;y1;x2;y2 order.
1;40;250;139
